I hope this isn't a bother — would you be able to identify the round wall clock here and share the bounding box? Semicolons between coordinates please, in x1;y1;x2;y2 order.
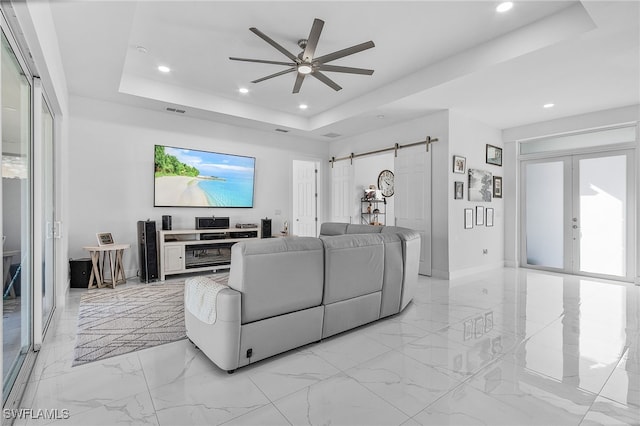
377;169;394;197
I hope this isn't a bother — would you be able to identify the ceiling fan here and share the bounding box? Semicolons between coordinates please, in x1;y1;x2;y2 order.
230;18;375;93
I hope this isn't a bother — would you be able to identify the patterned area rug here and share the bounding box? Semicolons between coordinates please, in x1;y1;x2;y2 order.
73;273;229;366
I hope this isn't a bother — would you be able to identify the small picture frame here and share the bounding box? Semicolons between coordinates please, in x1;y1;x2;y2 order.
454;181;464;200
464;208;473;229
463;320;473;341
486;208;494;227
493;176;503;198
96;232;114;246
474;316;485;338
484;311;494;333
486;144;502;167
476;206;485;226
453;155;466;174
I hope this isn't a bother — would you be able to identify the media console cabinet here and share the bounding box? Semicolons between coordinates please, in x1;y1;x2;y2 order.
158;228;261;280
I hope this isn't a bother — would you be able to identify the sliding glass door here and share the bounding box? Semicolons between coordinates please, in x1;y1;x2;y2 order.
522;150;634;281
2;28;32;401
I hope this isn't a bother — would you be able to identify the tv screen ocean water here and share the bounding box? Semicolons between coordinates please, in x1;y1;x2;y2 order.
154;145;255;208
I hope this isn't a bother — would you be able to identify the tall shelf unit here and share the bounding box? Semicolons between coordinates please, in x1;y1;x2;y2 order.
361;198;386;226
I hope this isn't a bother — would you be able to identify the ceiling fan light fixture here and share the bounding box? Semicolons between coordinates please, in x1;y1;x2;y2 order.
297;63;313;75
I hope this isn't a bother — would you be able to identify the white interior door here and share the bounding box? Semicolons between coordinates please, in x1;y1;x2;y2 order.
292;160;318;237
330;161;354;223
394;145;432;275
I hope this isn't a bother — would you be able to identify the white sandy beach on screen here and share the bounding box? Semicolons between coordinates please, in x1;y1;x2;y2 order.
155;176;210;206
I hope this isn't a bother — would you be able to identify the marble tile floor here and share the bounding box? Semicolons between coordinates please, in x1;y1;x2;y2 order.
14;268;640;425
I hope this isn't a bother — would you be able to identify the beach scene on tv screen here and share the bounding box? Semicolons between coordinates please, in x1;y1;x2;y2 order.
154;145;255;207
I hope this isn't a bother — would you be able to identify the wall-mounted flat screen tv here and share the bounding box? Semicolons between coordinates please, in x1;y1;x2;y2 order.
154;145;255;208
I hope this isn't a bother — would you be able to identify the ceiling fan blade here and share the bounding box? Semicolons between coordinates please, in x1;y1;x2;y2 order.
302;18;324;61
251;68;296;84
314;41;375;64
317;64;374;75
312;71;342;91
292;73;306;93
249;27;299;62
229;57;296;66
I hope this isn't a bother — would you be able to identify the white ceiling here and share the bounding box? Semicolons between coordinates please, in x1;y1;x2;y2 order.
49;1;639;141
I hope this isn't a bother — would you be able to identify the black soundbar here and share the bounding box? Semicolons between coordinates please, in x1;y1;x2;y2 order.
195;217;230;230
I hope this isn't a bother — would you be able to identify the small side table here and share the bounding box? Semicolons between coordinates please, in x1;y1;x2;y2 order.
83;244;130;289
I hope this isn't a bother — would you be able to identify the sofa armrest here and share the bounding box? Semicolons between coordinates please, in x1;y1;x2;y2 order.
185;287;241;371
399;232;421;310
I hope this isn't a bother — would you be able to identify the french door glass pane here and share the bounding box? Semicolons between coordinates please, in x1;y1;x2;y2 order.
2;31;32;397
578;155;626;276
525;161;564;268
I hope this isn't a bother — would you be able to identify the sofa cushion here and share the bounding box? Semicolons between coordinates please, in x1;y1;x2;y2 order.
319;222;348;236
321;234;384;304
346;224;383;234
229;237;324;324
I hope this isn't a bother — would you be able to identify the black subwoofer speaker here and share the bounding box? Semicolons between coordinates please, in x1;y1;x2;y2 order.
69;258;96;288
261;218;272;238
138;220;158;282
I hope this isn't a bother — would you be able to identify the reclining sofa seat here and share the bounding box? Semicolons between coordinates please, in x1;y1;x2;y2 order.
184;223;420;372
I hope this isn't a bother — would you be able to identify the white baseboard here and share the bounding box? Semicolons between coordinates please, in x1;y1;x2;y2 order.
504;260;518;268
448;262;505;280
429;269;450;280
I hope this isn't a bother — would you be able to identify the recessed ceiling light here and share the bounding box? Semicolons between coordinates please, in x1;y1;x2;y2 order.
496;2;513;13
158;65;171;73
376;114;385;119
136;45;148;54
543;103;555;108
299;104;308;110
239;87;249;94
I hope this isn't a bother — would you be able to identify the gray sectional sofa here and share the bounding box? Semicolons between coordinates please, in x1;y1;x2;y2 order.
184;222;420;372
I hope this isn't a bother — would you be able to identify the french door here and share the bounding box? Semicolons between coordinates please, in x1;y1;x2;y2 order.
522;149;635;281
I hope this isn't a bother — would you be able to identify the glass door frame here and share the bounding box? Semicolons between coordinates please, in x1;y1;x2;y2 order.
32;80;57;346
1;7;59;408
1;12;35;405
519;144;637;282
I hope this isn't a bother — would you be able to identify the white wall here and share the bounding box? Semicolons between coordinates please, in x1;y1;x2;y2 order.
448;111;504;278
502;105;640;282
68;96;329;278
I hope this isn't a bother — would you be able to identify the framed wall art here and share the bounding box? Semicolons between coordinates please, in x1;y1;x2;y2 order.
453;155;466;174
468;169;492;202
486;144;502;166
493;176;503;198
454;181;464;200
476;206;484;225
486;208;494;227
464;208;473;229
